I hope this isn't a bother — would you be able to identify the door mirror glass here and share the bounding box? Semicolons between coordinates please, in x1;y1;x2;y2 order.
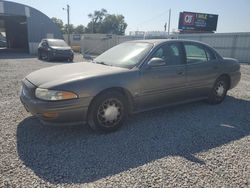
148;57;166;67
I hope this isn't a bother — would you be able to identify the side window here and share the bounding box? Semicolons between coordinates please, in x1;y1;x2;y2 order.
151;43;183;66
205;47;216;61
153;48;164;58
184;44;207;64
42;42;48;47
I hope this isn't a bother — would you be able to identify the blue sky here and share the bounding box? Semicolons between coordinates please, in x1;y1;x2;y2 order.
8;0;250;33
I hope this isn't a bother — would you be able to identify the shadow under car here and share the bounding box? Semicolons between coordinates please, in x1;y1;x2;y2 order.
16;96;250;184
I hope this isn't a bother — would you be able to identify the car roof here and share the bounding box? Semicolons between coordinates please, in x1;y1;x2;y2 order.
126;39;211;46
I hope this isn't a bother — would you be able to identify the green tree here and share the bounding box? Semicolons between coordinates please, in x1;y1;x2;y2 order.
87;9;107;33
101;14;127;35
74;25;85;34
64;24;75;34
51;17;64;34
86;9;127;35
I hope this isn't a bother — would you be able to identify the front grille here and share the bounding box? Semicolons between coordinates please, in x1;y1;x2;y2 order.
56;49;71;55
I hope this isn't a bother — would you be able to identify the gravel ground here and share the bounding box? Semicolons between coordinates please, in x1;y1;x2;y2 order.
0;53;249;188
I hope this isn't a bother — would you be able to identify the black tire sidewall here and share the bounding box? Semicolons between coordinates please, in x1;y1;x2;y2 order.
88;91;127;132
208;77;228;104
46;52;51;61
38;51;42;60
68;57;73;62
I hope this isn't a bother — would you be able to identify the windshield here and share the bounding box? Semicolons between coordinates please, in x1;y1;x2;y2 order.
48;40;68;47
94;42;153;69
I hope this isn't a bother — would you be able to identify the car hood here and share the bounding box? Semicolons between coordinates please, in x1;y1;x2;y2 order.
26;62;128;88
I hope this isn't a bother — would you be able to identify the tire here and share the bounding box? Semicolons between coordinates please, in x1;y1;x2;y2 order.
40;51;48;61
207;76;229;104
87;91;127;132
46;52;51;62
68;56;73;62
38;51;42;60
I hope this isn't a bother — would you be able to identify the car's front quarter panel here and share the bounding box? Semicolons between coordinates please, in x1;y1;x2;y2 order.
50;69;141;107
20;78;90;124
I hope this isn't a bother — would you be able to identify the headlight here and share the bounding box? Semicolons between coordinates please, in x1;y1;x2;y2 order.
35;88;78;101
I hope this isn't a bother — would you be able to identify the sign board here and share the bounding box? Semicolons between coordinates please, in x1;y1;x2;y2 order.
178;11;218;32
73;34;81;41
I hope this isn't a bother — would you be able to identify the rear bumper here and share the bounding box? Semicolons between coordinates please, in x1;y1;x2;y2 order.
20;94;91;125
230;71;241;89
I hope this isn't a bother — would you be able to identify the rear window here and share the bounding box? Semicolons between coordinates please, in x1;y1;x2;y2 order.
184;43;216;64
185;44;207;64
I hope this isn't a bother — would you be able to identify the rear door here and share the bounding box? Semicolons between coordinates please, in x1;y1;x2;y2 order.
184;42;219;99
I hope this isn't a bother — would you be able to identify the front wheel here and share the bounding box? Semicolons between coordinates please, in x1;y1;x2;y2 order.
40;51;50;61
68;56;74;62
38;51;42;60
46;52;52;62
207;77;229;104
87;91;127;132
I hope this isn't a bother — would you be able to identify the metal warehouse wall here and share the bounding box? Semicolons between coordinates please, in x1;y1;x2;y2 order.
78;32;250;63
171;32;250;63
0;0;63;54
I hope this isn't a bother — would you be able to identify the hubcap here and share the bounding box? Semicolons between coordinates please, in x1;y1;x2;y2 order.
215;82;225;97
97;99;122;127
104;106;119;121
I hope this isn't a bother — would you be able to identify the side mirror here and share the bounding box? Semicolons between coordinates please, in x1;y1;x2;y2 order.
147;57;166;67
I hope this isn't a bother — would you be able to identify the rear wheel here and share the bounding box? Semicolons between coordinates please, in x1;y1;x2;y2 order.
87;91;127;132
207;76;229;104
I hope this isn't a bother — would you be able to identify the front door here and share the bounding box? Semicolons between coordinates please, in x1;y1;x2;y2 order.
137;42;187;109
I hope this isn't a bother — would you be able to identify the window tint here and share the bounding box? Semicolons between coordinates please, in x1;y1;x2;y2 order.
205;47;216;61
184;44;207;64
151;43;183;66
42;42;48;47
94;42;153;69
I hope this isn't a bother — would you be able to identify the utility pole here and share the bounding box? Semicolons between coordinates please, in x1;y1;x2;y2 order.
63;5;70;45
168;9;171;35
92;21;94;33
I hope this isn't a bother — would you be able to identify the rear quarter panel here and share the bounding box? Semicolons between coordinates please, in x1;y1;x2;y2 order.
220;58;241;89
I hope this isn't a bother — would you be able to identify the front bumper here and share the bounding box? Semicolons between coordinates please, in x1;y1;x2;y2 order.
20;80;92;125
21;97;88;125
50;51;74;60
